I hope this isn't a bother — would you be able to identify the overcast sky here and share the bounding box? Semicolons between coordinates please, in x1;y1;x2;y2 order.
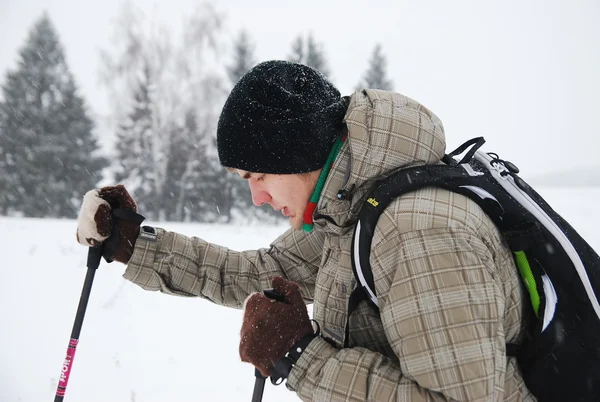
1;0;599;177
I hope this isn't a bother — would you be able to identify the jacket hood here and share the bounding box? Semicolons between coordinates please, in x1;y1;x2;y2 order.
313;89;446;233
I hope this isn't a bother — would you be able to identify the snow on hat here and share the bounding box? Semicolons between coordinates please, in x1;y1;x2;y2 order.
217;60;348;174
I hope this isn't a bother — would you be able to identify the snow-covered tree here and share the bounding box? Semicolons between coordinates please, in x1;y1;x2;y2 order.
113;64;157;216
0;99;14;215
288;36;304;64
356;44;393;91
287;33;331;77
101;2;225;221
0;13;107;217
227;30;256;86
305;34;331;77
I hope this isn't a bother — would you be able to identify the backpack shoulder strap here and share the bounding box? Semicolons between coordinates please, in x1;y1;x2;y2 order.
344;159;491;347
349;163;473;307
349;137;493;310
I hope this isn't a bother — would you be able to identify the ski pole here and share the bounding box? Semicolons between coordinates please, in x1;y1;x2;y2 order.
252;368;267;402
54;245;103;402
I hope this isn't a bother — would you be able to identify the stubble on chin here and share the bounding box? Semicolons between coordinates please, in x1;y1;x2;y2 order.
290;216;303;231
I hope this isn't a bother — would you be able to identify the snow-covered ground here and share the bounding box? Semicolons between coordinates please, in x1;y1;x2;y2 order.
2;187;599;402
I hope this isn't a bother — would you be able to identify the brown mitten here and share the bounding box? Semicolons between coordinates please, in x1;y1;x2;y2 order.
76;185;141;264
239;276;314;377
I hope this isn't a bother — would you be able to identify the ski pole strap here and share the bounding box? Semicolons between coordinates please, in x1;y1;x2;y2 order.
112;208;146;225
269;333;317;385
101;209;145;263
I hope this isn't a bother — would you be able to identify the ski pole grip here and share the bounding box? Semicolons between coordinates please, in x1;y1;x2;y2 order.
87;245;103;270
263;288;287;303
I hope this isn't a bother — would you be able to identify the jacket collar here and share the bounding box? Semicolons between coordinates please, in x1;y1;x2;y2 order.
312;89;447;234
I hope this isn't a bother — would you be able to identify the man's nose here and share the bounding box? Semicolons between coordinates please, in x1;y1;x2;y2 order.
249;182;271;207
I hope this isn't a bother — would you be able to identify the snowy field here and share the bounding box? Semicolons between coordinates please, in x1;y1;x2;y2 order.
2;187;599;402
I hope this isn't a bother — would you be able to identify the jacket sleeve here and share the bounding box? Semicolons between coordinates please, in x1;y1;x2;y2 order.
122;226;325;309
287;226;516;401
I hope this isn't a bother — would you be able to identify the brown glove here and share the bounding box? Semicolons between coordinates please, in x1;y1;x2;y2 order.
239;276;315;377
76;185;141;264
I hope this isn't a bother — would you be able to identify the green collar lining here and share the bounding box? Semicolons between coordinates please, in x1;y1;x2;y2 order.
302;133;347;232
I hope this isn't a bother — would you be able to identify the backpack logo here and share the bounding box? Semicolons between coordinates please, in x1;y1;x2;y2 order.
367;197;379;207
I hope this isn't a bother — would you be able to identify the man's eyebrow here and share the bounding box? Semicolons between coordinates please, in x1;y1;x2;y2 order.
225;167;251;180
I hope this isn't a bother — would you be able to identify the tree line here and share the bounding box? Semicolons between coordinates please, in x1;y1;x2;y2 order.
0;5;394;222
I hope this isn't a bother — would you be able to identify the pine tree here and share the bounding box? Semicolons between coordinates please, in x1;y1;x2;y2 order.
287;33;331;77
0;105;14;215
113;64;158;217
288;35;304;64
0;13;107;217
305;34;330;77
357;44;393;91
227;30;256;86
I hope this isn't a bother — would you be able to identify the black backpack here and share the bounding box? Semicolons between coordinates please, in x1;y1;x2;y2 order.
347;137;600;402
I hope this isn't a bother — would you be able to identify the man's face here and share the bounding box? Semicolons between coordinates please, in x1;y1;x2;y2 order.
233;169;321;230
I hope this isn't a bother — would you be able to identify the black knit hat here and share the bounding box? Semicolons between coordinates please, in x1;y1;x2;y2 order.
217;60;348;174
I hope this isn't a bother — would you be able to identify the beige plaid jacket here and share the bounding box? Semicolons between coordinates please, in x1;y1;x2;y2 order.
124;89;535;401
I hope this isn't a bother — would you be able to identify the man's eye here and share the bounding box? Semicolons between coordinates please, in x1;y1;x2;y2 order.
256;175;265;182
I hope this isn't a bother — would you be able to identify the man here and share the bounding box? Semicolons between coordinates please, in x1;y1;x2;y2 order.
76;60;535;401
